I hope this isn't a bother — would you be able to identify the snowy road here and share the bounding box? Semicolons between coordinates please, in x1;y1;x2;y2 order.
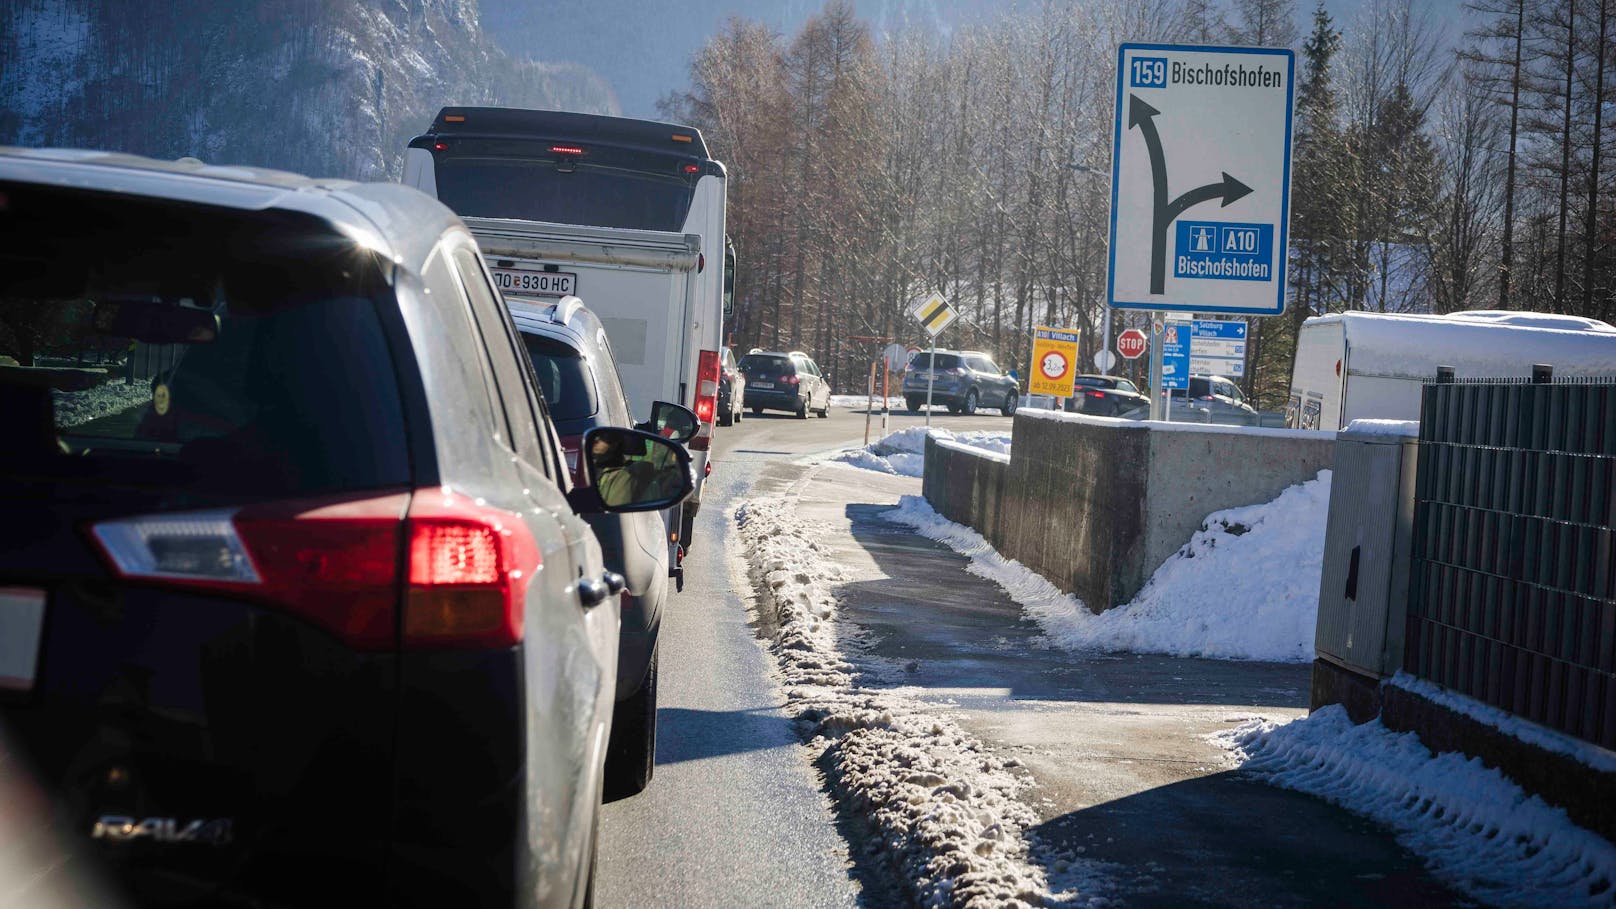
595;405;1012;906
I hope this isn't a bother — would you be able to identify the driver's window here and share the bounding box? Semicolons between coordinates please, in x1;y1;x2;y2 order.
1119;380;1138;394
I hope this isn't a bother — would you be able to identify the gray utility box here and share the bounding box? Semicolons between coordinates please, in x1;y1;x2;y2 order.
1315;425;1420;679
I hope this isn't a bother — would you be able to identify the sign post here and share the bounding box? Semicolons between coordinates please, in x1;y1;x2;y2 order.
909;292;959;427
1106;43;1294;418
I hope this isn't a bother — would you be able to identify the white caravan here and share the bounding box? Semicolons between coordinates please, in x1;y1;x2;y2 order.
404;107;729;553
1286;310;1616;430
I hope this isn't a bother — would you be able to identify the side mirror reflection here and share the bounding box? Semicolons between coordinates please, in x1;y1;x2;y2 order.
582;427;693;513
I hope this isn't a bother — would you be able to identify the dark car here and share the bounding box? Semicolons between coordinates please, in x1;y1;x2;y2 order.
508;295;696;800
0;148;690;907
902;350;1018;416
1118;375;1260;423
717;346;745;426
739;349;831;418
1064;374;1149;416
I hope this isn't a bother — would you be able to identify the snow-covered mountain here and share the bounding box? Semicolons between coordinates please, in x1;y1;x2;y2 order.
0;0;618;181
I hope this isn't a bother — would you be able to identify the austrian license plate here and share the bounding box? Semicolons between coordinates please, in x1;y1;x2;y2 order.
489;267;578;298
0;587;46;692
749;382;775;390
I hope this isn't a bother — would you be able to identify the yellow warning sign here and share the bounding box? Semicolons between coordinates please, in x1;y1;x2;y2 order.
1029;326;1080;397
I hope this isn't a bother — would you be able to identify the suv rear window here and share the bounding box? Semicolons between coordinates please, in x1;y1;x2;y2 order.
739;354;794;375
0;185;408;496
520;332;599;430
910;353;963;370
1171;377;1213;399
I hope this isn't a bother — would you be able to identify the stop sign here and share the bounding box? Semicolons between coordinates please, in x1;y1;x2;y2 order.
1117;328;1149;360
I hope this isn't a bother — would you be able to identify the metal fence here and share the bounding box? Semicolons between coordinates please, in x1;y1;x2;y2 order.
1405;375;1616;749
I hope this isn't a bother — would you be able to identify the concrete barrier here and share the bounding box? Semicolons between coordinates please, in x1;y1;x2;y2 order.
924;410;1335;610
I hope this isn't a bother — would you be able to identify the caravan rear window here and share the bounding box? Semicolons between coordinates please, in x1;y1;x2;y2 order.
433;157;695;232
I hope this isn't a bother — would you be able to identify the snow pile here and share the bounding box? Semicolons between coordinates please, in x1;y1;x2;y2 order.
52;381;150;428
887;471;1332;662
1389;673;1616;773
830;427;1013;479
829;394;907;410
1343;419;1419;438
736;497;1068;907
1216;707;1616;907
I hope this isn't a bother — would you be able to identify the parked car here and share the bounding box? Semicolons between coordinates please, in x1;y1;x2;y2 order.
507;295;696;800
717;346;745;426
1118;374;1259;423
739;349;831;418
902;350;1019;416
1064;374;1149;416
0;148;690;908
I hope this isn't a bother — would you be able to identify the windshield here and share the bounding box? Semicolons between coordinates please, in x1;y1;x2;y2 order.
434;158;696;231
520;333;600;432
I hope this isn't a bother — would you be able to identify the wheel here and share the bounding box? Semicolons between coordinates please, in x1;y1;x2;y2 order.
719;406;733;427
962;388;978;415
1001;392;1018;416
751;405;764;416
581;800;599;908
795;398;808;419
906;397;923;413
816;400;829;418
604;641;658;801
733;400;742;422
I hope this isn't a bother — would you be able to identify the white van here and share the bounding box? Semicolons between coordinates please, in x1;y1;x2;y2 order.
403;107;729;551
1286;311;1616;430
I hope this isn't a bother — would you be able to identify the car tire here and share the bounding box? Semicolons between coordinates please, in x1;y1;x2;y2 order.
719;407;733;427
906;397;922;413
752;405;764;416
733;400;742;423
604;640;658;802
962;389;978;415
581;800;599;908
795;398;808;419
1001;392;1017;416
946;403;962;415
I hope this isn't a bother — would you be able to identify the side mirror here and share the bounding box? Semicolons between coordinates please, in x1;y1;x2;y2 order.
571;427;694;514
637;401;699;445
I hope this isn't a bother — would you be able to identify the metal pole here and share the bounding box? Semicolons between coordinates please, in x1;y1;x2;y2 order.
925;342;937;428
1100;307;1112;376
882;359;890;437
865;360;875;446
1149;317;1165;421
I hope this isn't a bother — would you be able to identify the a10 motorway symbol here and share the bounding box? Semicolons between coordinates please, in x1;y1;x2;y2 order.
1117;328;1148;360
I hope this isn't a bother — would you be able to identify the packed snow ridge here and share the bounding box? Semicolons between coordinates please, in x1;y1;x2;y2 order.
831;427;1012;479
887;471;1332;663
736;496;1072;908
1216;707;1616;908
52;381;151;428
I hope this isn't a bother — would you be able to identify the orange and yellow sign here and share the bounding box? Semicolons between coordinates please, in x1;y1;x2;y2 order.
1029;326;1081;397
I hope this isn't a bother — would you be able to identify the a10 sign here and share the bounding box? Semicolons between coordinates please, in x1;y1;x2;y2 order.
1117;328;1149;360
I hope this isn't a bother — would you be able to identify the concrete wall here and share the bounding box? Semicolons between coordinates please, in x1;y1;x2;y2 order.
924;410;1335;611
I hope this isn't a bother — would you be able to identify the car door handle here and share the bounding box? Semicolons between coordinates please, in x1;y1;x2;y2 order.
578;577;610;608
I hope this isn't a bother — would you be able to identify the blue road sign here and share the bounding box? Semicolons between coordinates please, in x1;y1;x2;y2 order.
1107;43;1296;316
1160;323;1190;389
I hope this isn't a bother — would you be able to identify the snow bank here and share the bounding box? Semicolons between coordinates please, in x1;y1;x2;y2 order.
829;394;907;410
887;471;1332;662
1343;419;1419;438
830;427;1013;478
736;497;1069;907
1216;707;1616;907
52;382;150;428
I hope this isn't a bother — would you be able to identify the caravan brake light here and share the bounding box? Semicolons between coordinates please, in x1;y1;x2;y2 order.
549;145;585;156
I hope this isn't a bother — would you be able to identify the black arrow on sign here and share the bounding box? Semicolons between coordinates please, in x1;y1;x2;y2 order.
1129;94;1254;295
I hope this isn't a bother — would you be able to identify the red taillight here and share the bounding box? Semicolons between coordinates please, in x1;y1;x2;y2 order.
692;349;721;450
1086;390;1106;398
780;374;800;385
90;493;408;650
88;488;538;651
403;488;538;649
432;142;448;151
683;164;700;174
550;145;585;156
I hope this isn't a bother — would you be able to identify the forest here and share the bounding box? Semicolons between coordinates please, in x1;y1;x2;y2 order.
662;0;1614;405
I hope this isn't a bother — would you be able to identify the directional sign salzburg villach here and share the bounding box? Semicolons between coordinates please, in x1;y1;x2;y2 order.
1108;44;1296;316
